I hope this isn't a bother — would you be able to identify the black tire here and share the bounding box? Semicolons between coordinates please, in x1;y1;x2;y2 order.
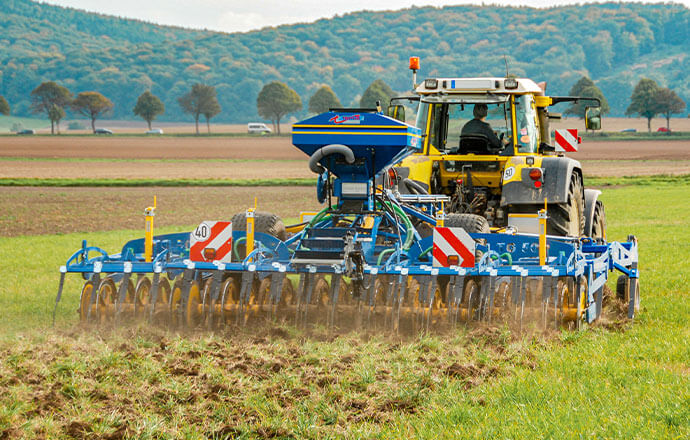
549;174;584;237
231;211;287;241
444;213;490;234
591;200;606;243
231;211;287;260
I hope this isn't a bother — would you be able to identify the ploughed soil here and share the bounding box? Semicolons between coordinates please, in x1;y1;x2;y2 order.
0;159;312;180
0;136;304;160
0;186;318;237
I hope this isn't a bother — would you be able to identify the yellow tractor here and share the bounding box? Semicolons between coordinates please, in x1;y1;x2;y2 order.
388;59;605;240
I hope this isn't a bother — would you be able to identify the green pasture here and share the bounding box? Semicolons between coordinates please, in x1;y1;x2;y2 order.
0;182;688;438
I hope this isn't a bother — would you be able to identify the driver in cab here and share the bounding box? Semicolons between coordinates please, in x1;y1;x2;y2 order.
460;103;503;151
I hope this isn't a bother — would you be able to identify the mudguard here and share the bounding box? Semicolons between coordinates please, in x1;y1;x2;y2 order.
501;156;581;206
584;188;602;237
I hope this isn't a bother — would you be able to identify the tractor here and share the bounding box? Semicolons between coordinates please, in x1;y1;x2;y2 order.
388;58;605;241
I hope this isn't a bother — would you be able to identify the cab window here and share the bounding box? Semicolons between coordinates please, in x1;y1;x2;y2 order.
514;95;539;153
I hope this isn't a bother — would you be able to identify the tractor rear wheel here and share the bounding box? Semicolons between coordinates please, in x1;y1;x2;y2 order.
591;200;607;243
444;213;490;233
548;174;585;237
231;212;287;260
231;212;287;241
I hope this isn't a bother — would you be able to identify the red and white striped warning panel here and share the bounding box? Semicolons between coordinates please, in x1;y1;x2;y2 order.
190;221;233;262
432;227;476;268
555;129;579;152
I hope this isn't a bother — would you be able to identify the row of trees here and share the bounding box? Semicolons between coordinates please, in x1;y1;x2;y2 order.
0;81;222;135
256;79;395;134
2;76;684;134
562;76;684;132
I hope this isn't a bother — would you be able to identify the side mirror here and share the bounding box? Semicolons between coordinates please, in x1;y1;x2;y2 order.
387;105;405;122
585;106;601;131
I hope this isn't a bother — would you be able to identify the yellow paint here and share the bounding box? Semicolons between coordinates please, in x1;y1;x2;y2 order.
363;216;375;229
144;196;156;263
534;96;552;107
501;156;543;185
538;198;548;266
246;208;255;262
292;130;422;138
293;124;408;129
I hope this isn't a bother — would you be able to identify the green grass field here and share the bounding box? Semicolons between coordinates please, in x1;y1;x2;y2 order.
0;182;688;439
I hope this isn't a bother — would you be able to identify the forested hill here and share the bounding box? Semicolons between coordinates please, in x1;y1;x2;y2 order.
1;0;688;122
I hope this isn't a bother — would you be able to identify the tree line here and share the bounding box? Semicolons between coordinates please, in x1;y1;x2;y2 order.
0;76;684;134
1;1;688;122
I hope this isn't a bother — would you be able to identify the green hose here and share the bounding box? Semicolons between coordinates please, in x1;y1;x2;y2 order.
380;200;415;251
419;246;433;258
233;236;246;261
500;252;513;265
377;248;396;265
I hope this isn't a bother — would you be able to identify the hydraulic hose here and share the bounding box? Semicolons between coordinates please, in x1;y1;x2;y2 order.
377;248;396;265
403;178;428;195
308;144;355;174
380;199;415;251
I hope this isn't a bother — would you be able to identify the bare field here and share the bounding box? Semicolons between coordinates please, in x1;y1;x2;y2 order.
0;186;318;237
0;136;304;160
1;137;689;179
0;159;312;180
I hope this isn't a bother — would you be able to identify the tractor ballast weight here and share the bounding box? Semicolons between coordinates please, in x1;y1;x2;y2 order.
54;109;639;333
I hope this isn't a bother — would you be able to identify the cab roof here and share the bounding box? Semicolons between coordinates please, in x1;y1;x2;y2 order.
415;77;544;95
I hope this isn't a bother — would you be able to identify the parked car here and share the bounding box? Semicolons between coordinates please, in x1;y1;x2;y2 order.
247;122;272;134
146;128;164;135
657;127;671;133
94;128;113;135
620;128;637;133
16;129;35;135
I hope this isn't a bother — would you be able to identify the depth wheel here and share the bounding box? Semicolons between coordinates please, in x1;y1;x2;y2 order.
96;278;117;323
79;280;95;322
135;277;152;319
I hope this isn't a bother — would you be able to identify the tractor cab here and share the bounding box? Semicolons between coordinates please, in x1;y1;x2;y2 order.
388;66;601;232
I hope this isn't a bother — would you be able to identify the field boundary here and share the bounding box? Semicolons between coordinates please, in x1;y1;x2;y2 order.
0;177;316;187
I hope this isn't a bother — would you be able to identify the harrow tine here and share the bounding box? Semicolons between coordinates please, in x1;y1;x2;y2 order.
393;272;408;334
328;272;342;329
88;273;101;323
207;270;223;329
302;271;317;328
52;271;66;326
148;272;161;323
478;277;489;322
115;271;132;324
365;271;378;330
295;273;306;326
176;269;194;327
486;277;496;323
425;273;438;333
518;277;527;331
450;275;464;328
236;269;254;326
384;275;398;331
269;271;286;320
541;276;552;329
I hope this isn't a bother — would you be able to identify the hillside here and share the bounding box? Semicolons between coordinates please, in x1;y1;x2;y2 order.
0;0;688;122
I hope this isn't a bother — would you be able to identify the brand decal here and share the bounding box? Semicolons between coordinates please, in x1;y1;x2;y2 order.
329;114;361;124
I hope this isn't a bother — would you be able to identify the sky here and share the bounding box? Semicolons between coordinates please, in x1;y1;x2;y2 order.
40;0;688;33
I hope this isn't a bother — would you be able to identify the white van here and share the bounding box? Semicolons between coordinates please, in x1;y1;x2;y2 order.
247;123;272;134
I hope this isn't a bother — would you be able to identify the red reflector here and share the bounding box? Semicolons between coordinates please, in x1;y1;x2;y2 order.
456;179;463;185
534;181;543;189
447;255;460;266
203;248;216;260
529;168;542;180
388;168;396;184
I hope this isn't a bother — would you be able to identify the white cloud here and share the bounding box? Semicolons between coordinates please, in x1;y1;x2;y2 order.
40;0;690;33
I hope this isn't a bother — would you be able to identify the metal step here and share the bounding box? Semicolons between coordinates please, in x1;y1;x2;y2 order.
294;249;344;260
301;238;345;250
